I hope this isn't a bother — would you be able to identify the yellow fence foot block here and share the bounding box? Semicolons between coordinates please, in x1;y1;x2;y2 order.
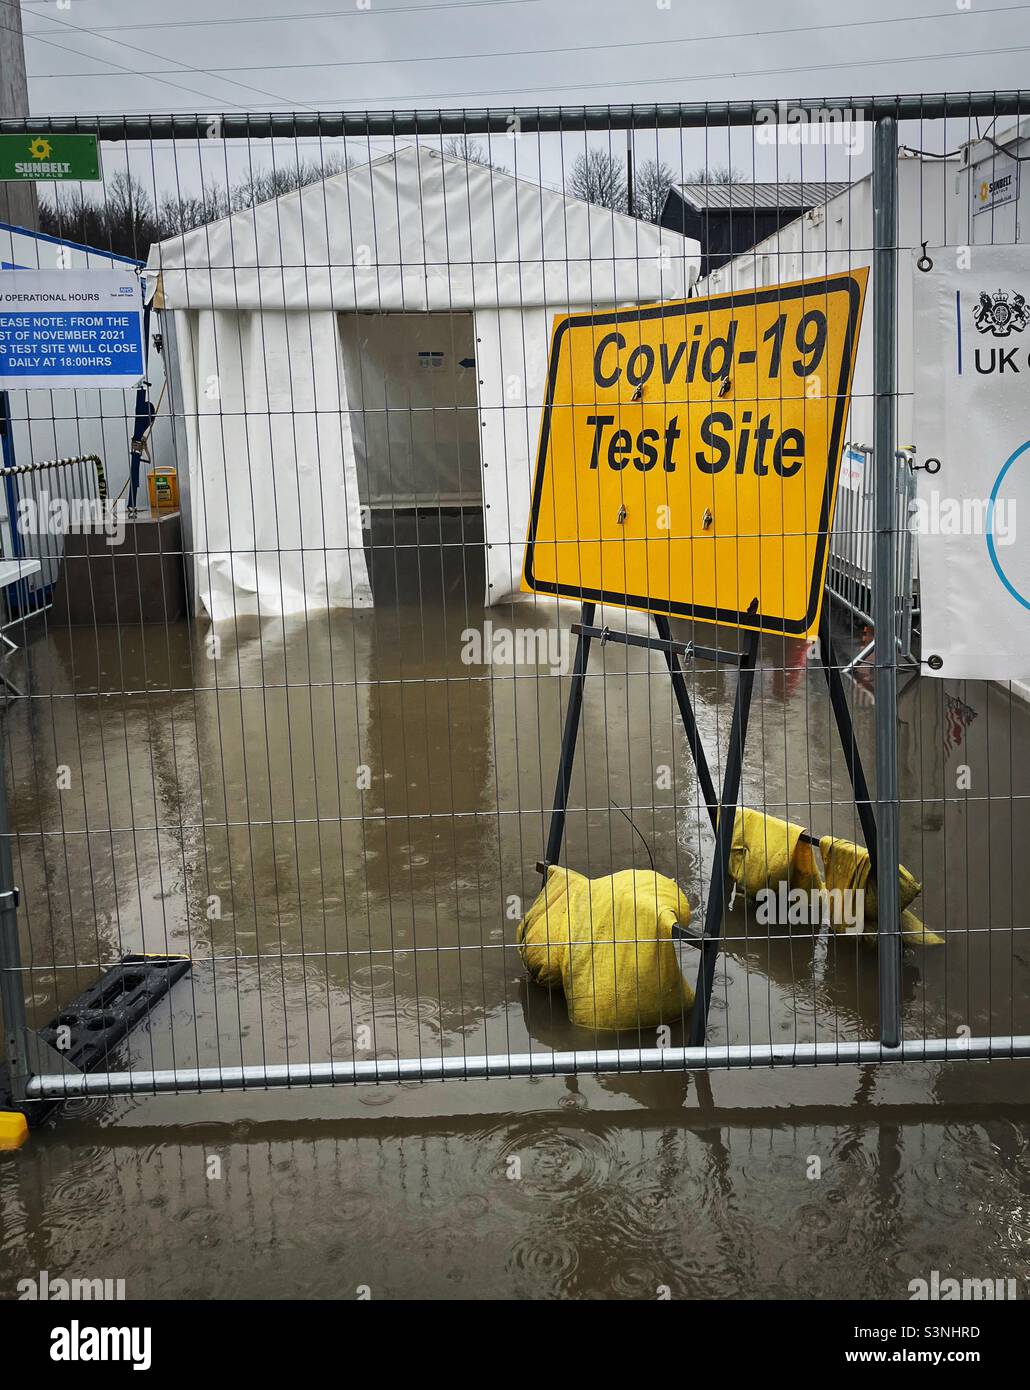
0;1111;29;1151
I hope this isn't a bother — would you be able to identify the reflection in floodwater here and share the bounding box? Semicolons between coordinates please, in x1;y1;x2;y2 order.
5;521;1029;1069
2;518;1030;1295
4;1083;1030;1298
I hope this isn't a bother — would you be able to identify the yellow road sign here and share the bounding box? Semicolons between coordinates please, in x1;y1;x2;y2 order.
522;270;868;636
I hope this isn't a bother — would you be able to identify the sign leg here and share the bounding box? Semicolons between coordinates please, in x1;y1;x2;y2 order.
654;613;719;832
689;628;760;1046
818;607;878;871
543;601;595;873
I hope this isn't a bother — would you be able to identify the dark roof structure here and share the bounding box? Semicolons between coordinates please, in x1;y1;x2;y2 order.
673;181;853;212
660;180;853;276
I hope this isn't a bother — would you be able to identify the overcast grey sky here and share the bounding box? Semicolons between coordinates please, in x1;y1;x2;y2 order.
10;0;1030;202
17;0;1030;116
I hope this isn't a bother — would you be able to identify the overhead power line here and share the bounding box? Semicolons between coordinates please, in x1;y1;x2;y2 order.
23;2;1030;74
21;0;550;30
28;42;1030;117
1;2;315;113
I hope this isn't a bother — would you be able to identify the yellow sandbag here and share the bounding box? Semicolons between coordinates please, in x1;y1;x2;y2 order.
818;835;942;945
518;861;576;989
819;835;921;912
517;866;693;1030
729;807;824;898
819;834;921;912
900;908;944;948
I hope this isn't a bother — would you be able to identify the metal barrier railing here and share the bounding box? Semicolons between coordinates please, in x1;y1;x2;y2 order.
827;445;919;671
0;452;108;598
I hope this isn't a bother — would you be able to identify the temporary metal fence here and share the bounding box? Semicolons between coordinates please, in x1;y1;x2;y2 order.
827;445;918;670
1;92;1029;1110
0;451;108;601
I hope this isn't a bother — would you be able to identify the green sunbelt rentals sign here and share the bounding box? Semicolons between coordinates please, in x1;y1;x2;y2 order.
0;134;100;182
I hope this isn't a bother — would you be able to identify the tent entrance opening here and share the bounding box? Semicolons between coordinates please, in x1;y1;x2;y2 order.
342;311;483;519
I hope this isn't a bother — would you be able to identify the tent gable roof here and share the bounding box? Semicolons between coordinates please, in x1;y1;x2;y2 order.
151;144;688;274
148;145;697;311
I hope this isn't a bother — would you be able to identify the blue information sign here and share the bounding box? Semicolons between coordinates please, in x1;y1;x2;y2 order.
0;270;145;390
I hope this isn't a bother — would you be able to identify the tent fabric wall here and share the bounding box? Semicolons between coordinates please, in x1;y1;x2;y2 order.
181;306;372;621
149;146;699;613
474;305;552;605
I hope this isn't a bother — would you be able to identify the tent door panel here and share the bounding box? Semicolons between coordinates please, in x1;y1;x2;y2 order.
340;311;482;508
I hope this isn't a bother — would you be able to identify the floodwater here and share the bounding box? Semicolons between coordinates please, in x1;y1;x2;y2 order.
3;514;1030;1299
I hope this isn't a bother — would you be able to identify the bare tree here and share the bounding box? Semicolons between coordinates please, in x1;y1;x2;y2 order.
39;152;359;258
442;136;509;173
566;148;627;211
158;186;230;237
40;171;159;260
633;158;676;223
684;164;744;185
104;171;159;257
230;152;354;211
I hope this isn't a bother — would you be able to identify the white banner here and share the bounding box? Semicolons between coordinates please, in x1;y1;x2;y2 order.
913;246;1030;680
0;269;145;390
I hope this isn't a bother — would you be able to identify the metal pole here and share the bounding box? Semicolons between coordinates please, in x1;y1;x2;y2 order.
626;128;634;216
0;736;28;1104
654;613;719;832
819;608;878;863
3;94;1029;141
872;114;903;1049
689;629;760;1046
543;601;595;870
22;1033;1030;1097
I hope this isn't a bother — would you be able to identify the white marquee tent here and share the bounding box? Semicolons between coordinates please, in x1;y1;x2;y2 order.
148;145;698;621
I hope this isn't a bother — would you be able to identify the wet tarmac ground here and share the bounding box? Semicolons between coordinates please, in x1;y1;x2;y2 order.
2;515;1030;1298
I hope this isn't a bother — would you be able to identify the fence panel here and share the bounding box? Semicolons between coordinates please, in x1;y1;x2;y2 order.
1;94;1028;1105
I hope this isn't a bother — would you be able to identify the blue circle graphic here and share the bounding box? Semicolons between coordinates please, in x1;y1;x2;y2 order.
987;438;1030;611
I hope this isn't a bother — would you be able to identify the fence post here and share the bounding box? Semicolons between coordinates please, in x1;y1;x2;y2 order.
872;113;903;1049
0;734;28;1103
